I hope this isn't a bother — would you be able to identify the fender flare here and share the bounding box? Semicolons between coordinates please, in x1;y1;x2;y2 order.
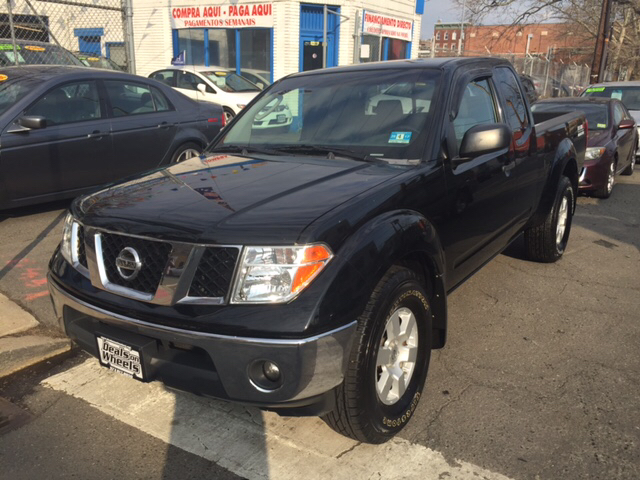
529;138;579;228
321;210;448;349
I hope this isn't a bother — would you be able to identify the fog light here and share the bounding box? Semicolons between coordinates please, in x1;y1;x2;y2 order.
263;361;281;382
248;359;284;391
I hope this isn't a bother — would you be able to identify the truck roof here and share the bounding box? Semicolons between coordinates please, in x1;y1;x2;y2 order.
289;57;512;79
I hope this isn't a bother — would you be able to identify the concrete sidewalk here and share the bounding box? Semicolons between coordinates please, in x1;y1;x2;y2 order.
0;292;71;379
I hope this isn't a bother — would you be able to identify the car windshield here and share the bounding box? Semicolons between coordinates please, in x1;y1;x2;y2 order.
532;102;610;130
0;43;82;66
216;68;441;161
582;86;640;111
201;71;260;93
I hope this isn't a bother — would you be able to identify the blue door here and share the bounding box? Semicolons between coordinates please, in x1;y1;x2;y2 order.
74;28;104;54
300;5;339;71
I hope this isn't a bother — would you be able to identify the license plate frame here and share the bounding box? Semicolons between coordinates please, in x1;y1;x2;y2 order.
96;336;145;381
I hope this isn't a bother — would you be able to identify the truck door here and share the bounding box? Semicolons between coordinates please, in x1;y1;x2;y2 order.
440;76;522;289
492;66;538;223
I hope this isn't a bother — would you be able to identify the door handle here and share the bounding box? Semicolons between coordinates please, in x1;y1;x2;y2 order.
87;130;105;139
502;161;516;175
157;122;175;129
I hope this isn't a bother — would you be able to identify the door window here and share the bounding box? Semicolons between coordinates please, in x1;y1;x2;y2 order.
494;67;529;131
150;70;175;87
176;71;201;91
105;81;170;116
452;79;497;147
613;103;625;126
25;81;101;125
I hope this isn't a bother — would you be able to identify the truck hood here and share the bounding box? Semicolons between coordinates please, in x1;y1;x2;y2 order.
75;153;404;244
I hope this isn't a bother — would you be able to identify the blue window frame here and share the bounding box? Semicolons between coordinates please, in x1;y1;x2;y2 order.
74;28;104;55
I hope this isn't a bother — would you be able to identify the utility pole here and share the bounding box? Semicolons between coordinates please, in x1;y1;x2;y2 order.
590;0;613;82
458;0;466;56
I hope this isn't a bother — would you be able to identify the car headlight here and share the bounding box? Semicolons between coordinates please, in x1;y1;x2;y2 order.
585;147;605;161
231;244;333;304
237;104;246;109
60;212;75;264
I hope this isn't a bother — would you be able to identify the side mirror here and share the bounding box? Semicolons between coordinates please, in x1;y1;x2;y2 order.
457;123;512;164
7;116;47;133
618;118;635;130
257;82;265;90
197;83;207;94
19;116;47;129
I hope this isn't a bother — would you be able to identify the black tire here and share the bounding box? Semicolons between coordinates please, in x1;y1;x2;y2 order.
170;142;201;164
324;266;432;444
595;158;615;198
622;151;636;176
524;175;574;263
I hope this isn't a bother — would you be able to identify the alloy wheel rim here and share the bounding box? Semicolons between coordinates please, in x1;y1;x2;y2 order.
556;196;569;246
224;111;234;123
376;306;419;406
607;162;615;193
176;148;200;163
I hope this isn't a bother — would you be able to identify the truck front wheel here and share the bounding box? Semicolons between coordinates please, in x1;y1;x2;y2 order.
524;176;574;263
324;266;432;443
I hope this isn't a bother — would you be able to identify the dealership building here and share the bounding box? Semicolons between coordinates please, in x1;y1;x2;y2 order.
130;0;424;81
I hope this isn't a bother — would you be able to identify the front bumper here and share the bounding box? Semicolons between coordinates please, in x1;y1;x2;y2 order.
578;159;610;192
49;276;356;415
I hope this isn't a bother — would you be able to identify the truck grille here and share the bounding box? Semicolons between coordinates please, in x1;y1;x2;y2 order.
76;225;87;268
188;247;239;298
100;232;173;294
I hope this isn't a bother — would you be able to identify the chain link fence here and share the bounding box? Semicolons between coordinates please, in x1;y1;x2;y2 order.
1;0;133;71
427;46;593;99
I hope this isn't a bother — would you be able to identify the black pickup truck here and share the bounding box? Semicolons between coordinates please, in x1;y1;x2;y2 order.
48;58;587;444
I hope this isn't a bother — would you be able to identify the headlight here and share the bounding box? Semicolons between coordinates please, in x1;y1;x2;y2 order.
585;147;605;161
231;244;333;304
60;212;74;264
237;104;246;109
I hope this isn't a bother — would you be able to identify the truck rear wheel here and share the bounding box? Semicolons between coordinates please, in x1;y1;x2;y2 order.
324;266;432;443
524;176;574;263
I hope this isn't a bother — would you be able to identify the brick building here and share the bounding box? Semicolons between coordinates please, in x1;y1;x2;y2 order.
432;22;591;63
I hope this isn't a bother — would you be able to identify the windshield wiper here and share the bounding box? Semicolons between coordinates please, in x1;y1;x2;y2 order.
210;144;281;156
273;145;377;162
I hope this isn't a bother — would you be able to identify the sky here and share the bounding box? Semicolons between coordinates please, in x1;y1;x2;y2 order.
419;0;508;40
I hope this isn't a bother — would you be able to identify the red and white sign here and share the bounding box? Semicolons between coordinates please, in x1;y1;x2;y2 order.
363;11;412;41
170;3;273;29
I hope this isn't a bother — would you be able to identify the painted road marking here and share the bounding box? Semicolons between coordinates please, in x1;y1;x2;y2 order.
44;360;514;480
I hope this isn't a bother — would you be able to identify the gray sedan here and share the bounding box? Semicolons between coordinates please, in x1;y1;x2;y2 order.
0;66;224;209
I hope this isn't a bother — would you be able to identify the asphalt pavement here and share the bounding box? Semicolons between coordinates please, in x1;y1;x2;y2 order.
0;170;639;479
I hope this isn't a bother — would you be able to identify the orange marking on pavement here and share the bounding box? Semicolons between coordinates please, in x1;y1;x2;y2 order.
25;291;49;301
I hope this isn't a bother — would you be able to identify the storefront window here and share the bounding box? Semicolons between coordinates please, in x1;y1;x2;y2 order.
174;28;271;84
208;29;236;68
388;39;408;60
239;29;271;87
177;29;206;65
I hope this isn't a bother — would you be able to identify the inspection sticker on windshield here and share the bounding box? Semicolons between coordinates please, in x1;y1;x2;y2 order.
586;87;605;93
389;132;412;144
597;123;607;129
0;74;7;82
0;44;20;50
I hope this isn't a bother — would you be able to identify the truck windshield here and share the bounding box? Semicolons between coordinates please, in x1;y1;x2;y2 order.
582;86;640;111
532;102;610;130
216;68;441;161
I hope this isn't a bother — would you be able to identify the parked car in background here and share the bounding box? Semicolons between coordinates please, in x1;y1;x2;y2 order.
239;69;272;89
529;74;570;98
519;74;539;105
532;97;637;198
73;52;123;71
581;81;640;157
149;66;261;122
0;66;224;209
0;39;82;67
